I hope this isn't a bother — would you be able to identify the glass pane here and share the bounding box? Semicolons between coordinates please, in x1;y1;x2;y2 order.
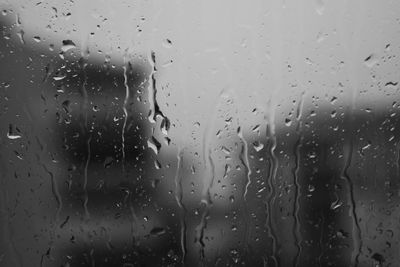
1;0;400;266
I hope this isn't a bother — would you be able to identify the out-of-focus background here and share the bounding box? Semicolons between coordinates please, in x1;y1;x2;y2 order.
1;0;400;266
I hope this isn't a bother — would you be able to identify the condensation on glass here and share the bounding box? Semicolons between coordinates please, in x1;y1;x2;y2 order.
1;0;400;266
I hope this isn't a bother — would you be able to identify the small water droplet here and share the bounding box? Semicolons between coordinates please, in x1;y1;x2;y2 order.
103;157;114;168
162;39;173;48
252;141;264;152
364;54;378;68
154;160;162;169
150;227;166;236
17;30;25;44
308;184;315;192
330;198;343;210
252;124;260;132
62;100;71;113
221;146;230;154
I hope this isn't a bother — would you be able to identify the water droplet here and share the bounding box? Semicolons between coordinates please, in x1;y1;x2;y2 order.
154;160;162;169
103;156;114;168
330;197;343;210
62;100;70;113
162;39;173;48
151;179;160;188
147;136;161;154
252;124;260;132
7;132;21;139
371;253;384;265
385;81;398;89
285;118;292;126
364;54;378;68
17;30;25;44
150;227;166;236
7;124;21;139
61;40;76;52
221;146;230;154
252;141;264;152
53;75;66;81
315;0;325;15
308;184;315;192
336;229;349;239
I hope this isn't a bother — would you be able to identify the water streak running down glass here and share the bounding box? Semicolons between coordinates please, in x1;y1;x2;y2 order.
1;0;400;266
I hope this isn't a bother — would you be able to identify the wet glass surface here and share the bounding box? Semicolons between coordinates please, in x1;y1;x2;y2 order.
1;1;400;266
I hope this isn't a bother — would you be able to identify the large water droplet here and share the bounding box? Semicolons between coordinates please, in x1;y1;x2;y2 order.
7;124;21;139
147;136;161;154
61;40;76;52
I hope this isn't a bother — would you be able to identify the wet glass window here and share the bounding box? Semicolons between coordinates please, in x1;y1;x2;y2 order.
1;1;400;266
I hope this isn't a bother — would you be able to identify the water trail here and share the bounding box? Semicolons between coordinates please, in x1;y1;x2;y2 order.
147;51;170;130
41;163;62;222
238;127;252;201
293;93;304;267
237;125;252;251
79;42;89;128
341;130;362;266
175;148;187;266
40;248;51;267
129;204;139;246
33;135;63;222
337;0;363;264
265;91;281;266
201;87;228;176
89;248;95;267
83;135;92;219
0;155;23;267
32;136;62;265
196;88;225;264
121;58;131;172
317;212;325;267
147;51;156;123
128;178;139;246
268;0;283;262
196;148;215;265
79;48;90;220
265;114;278;267
396;141;400;179
222;85;253;252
